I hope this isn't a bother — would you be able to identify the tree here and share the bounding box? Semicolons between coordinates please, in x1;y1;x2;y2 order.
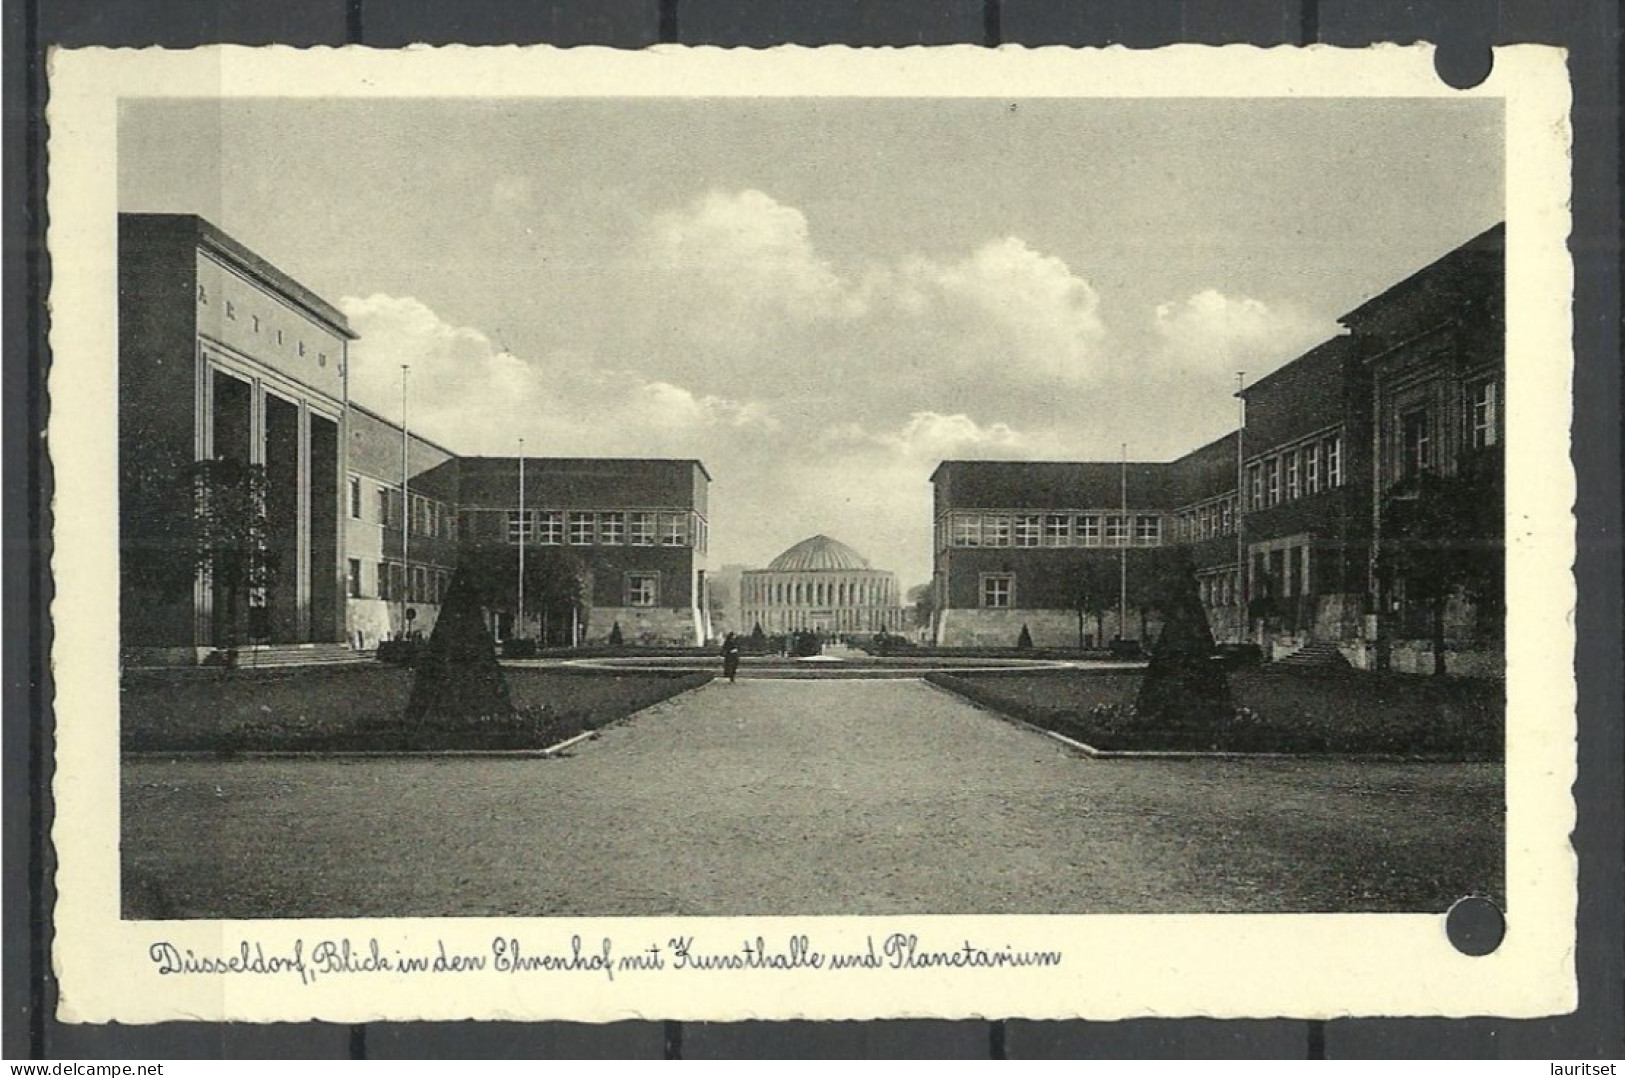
1377;446;1504;676
189;458;278;653
1134;547;1234;727
1072;555;1119;648
460;542;587;645
906;582;935;632
748;621;768;650
1016;623;1033;649
406;566;515;723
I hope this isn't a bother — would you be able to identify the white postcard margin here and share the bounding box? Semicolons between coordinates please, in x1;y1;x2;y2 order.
45;44;1576;1024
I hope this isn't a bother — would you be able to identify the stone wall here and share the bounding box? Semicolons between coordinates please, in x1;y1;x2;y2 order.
936;608;1162;649
585;605;703;647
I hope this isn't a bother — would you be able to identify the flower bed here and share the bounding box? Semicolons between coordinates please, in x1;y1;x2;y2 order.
122;666;712;753
926;668;1503;758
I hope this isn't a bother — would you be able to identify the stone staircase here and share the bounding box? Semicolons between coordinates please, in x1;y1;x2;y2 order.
1271;640;1351;670
217;642;374;669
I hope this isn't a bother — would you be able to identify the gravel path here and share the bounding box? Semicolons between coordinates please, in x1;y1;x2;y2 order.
122;678;1502;918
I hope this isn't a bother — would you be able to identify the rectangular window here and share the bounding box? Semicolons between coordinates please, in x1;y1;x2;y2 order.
1078;515;1101;546
1248;463;1263;509
1104;514;1127;545
1305;442;1321;494
952;513;982;548
377;486;392;528
980;574;1014;609
1043;514;1071;547
569;511;596;545
626;573;659;607
1135;515;1160;545
533;510;562;545
983;515;1011;548
599;512;626;545
1222;498;1234;534
1285;450;1300;500
1400;411;1429;480
347;558;363;599
411;566;428;604
629;512;656;546
349;476;362;520
660;513;688;547
1014;515;1041;548
1265;457;1281;506
506;510;533;544
1470;379;1499;448
1327;434;1343;487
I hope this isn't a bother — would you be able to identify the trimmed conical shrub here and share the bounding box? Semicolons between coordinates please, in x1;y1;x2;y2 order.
1016;623;1034;649
406;566;514;723
1134;550;1233;727
607;621;624;646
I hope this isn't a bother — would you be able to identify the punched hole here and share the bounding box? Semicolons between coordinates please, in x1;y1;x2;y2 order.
1446;895;1506;956
1434;41;1494;91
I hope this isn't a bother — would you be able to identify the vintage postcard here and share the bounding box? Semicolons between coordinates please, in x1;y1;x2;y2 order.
47;44;1574;1023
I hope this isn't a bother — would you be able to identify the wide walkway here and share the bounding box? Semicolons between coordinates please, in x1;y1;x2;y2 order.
122;678;1502;919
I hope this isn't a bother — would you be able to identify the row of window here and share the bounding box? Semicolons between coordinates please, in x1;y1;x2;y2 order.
348;477;452;539
1173;494;1239;543
346;558;450;604
502;509;705;552
1245;432;1344;511
973;563;1290;611
944;512;1163;550
198;282;332;369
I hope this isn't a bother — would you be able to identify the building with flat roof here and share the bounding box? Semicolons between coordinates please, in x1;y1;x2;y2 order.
119;213;714;661
930;224;1504;675
119;213;355;659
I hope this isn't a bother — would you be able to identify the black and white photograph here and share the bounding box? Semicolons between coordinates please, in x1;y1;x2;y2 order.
47;45;1576;1024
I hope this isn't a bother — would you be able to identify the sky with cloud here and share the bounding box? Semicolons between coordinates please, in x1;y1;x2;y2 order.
120;96;1502;586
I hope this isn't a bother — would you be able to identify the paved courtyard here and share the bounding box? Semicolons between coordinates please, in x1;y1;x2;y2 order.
122;678;1503;919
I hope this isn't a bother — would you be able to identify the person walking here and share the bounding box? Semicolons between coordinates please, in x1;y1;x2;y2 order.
721;631;741;683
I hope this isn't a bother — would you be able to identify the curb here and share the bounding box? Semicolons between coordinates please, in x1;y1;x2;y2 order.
923;679;1498;764
123;678;717;762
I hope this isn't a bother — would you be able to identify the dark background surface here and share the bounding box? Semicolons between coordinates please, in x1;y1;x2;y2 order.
7;0;1620;1060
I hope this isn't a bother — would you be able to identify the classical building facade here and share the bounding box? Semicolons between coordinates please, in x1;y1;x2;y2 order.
740;535;906;635
930;223;1503;674
119;213;714;661
119;214;354;660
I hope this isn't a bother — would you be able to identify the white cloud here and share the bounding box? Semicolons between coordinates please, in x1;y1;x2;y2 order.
888;237;1108;382
645;188;862;323
338;293;774;458
1151;288;1338;375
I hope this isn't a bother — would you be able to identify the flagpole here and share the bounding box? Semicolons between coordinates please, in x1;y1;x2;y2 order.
517;438;526;639
400;364;410;640
1236;371;1248;646
1119;441;1128;642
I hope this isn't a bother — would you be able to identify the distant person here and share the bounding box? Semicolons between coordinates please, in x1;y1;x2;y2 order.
721;632;741;683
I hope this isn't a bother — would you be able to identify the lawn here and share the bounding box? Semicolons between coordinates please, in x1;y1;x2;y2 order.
121;665;711;753
927;667;1503;758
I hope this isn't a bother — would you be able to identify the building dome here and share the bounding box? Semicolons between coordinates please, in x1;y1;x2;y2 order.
767;534;871;573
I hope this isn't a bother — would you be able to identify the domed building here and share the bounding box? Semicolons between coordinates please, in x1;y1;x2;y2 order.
740;535;906;636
